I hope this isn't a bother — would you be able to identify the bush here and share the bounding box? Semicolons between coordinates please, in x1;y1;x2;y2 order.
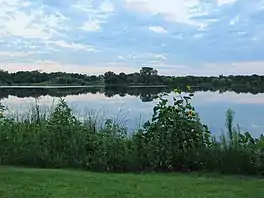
135;87;211;171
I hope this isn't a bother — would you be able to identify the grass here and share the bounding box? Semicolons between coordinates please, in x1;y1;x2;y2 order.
1;167;264;198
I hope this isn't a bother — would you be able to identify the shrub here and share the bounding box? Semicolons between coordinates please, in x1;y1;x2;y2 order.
136;87;211;171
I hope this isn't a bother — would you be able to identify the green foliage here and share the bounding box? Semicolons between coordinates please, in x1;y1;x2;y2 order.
0;70;103;86
205;109;264;175
0;99;131;171
1;88;264;175
136;89;211;171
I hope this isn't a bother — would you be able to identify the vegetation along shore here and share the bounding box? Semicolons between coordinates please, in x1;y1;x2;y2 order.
1;87;264;175
1;67;264;94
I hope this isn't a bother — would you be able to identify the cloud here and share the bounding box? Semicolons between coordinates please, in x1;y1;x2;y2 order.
229;15;240;25
148;26;168;34
154;54;167;60
51;40;98;52
74;0;115;32
0;61;138;75
217;0;238;6
0;0;67;40
118;55;126;60
80;21;102;32
99;0;115;12
125;0;209;27
1;0;264;76
0;51;39;58
117;54;137;60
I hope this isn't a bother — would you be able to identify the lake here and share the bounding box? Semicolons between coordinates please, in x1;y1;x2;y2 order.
1;86;264;137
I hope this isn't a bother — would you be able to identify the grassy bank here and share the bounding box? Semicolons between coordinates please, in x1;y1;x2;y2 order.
1;89;264;175
1;167;264;198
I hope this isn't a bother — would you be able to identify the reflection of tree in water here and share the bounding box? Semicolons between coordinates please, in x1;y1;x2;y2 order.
104;86;171;102
1;85;264;102
119;93;127;97
0;87;105;100
140;93;155;102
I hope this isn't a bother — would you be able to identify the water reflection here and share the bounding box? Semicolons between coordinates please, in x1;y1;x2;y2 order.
1;86;264;137
1;86;264;102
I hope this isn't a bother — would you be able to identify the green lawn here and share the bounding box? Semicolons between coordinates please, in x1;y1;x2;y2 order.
0;167;263;198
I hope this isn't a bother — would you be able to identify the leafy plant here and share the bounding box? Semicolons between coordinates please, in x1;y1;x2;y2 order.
139;87;211;171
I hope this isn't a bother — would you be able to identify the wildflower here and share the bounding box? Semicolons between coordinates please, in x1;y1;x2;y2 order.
187;85;191;91
188;110;195;117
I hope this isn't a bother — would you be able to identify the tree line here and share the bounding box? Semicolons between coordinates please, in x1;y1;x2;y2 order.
1;67;264;89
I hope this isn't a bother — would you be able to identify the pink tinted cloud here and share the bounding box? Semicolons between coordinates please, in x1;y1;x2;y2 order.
0;61;139;75
1;60;264;76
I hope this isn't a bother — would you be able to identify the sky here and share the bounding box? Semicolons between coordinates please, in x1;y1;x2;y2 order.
1;0;264;76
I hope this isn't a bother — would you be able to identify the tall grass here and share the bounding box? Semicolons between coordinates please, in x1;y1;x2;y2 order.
204;109;264;175
0;94;264;175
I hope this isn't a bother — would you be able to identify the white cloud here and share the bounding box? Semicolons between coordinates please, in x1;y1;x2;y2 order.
21;1;31;7
125;0;209;27
118;54;137;60
74;0;115;32
154;54;167;60
0;0;67;40
118;55;126;60
229;15;240;25
0;51;41;58
72;0;94;12
80;21;101;32
148;26;168;34
217;0;238;6
237;31;247;36
51;40;98;52
99;1;115;12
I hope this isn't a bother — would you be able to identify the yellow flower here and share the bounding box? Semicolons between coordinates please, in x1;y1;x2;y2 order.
187;85;191;91
188;110;195;117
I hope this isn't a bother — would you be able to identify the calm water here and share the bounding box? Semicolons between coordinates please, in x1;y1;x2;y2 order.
1;86;264;137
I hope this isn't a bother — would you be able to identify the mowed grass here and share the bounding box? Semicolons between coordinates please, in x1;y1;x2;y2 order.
0;167;264;198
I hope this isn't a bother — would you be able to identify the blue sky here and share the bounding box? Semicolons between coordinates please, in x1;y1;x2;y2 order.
1;0;264;76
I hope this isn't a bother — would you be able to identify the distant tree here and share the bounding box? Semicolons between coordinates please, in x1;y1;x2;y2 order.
104;71;121;84
140;67;158;76
118;72;127;83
